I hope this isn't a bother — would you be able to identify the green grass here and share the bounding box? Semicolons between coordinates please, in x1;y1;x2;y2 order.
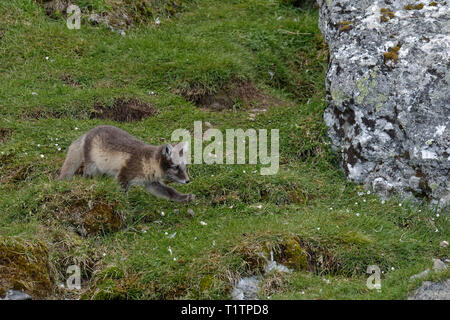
0;0;448;300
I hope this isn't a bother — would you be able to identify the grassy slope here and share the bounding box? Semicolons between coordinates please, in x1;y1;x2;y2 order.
0;0;448;299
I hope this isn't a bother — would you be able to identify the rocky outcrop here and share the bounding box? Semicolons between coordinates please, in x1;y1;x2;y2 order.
408;279;450;300
317;0;449;205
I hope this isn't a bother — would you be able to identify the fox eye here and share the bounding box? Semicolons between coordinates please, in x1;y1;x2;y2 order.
172;165;179;170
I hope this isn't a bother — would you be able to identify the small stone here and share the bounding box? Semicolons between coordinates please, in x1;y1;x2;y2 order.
439;241;448;248
187;209;195;217
433;259;447;272
410;269;430;280
1;290;32;300
168;232;176;239
88;13;102;25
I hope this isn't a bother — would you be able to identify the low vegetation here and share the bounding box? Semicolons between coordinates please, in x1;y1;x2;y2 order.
0;0;448;300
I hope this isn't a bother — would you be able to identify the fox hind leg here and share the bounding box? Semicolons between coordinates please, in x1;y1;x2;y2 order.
83;162;99;177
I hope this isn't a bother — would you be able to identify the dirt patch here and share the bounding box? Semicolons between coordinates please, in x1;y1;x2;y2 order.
59;74;82;87
290;237;340;275
90;98;157;122
35;0;70;19
280;0;319;9
0;163;34;184
39;187;124;237
0;128;11;145
36;0;191;28
58;199;124;237
83;203;123;235
232;237;270;275
177;81;285;111
260;271;289;297
24;107;64;120
0;236;53;299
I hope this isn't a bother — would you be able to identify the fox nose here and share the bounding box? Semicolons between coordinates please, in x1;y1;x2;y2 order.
185;179;190;184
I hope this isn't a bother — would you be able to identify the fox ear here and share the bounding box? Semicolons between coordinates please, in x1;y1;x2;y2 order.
162;144;173;159
177;141;188;157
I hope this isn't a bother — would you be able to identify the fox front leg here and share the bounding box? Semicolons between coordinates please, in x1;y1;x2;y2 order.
146;182;195;203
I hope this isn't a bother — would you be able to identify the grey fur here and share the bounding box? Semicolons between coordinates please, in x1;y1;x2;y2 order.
59;125;194;203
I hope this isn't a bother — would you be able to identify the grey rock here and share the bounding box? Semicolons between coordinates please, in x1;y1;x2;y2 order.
87;13;103;25
433;258;448;271
231;276;261;300
318;0;450;204
408;280;450;300
409;269;430;281
440;240;449;248
1;290;32;300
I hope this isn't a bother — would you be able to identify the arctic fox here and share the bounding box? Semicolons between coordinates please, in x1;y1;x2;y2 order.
59;125;195;203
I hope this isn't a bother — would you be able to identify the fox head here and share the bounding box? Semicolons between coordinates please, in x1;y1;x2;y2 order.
160;142;190;184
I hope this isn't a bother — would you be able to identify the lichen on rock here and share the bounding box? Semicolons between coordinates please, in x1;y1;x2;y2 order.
318;0;450;206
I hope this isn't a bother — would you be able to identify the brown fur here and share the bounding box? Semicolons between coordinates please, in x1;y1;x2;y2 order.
59;125;194;202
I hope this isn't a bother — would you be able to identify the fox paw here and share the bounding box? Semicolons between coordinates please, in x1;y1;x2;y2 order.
184;194;196;202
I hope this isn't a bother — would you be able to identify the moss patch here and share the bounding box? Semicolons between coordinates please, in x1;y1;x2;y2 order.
45;188;125;237
338;231;372;245
383;45;401;64
404;3;425;10
82;203;123;236
278;237;309;270
380;8;395;23
339;24;352;32
0;236;53;298
199;274;214;291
